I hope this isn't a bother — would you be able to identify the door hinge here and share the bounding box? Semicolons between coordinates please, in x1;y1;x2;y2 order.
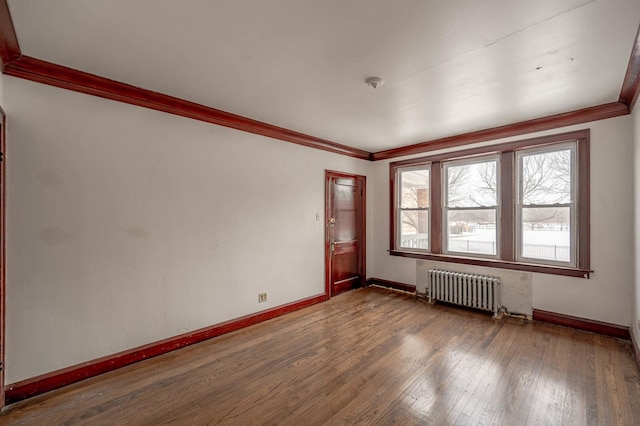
0;152;3;162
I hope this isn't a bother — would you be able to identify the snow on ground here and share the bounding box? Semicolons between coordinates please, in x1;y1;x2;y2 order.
450;228;569;246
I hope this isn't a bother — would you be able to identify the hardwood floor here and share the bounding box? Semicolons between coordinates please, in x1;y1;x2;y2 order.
2;286;639;425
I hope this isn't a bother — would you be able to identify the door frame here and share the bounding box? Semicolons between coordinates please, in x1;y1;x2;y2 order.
0;107;6;409
324;170;366;299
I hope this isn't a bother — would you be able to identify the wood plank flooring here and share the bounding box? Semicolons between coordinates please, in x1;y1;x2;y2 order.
2;286;639;425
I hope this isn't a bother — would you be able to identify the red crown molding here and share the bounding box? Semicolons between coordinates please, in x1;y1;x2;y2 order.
4;293;326;405
619;23;640;112
0;0;370;159
0;2;638;162
0;0;20;68
3;56;372;160
372;102;628;161
533;309;630;340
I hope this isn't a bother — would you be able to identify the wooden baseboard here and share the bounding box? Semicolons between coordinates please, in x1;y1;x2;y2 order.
631;327;640;372
367;278;416;294
532;309;630;340
4;293;325;405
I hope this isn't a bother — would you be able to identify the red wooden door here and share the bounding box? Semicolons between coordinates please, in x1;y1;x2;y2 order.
325;171;365;297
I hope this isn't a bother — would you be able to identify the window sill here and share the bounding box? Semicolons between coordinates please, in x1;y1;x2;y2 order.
389;250;591;278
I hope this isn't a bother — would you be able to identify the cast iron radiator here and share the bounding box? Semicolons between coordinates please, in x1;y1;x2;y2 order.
427;269;501;318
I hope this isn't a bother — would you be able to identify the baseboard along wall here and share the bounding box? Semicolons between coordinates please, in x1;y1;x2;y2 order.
4;293;325;405
532;309;630;340
366;278;416;293
6;285;636;405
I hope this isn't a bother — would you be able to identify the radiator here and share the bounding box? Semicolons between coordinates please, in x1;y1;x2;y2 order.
427;269;501;318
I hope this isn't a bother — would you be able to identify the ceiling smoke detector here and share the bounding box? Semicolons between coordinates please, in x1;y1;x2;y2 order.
366;77;384;89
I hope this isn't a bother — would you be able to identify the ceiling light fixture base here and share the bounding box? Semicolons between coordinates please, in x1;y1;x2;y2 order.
366;77;384;89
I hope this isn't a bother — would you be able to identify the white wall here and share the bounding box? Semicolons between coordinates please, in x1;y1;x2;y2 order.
370;115;635;326
3;71;637;385
3;76;373;383
633;104;640;344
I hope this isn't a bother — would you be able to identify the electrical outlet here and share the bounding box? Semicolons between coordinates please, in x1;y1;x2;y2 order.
258;293;267;303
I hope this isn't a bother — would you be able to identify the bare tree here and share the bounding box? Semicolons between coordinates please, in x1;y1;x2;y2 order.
446;165;470;206
470;162;497;207
402;150;572;234
400;184;428;233
521;150;570;204
400;185;416;231
466;150;572;229
522;207;567;230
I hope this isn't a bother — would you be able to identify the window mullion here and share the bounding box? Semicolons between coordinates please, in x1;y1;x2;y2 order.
500;151;514;261
577;138;590;271
391;166;399;250
431;161;442;254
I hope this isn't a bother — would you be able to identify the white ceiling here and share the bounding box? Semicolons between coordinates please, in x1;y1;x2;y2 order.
7;0;640;152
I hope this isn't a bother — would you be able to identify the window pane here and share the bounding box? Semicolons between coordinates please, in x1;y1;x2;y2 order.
446;160;497;208
400;210;429;250
447;210;496;255
521;207;571;262
521;149;572;205
400;169;429;208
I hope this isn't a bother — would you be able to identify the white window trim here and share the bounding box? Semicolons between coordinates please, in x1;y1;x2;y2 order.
396;164;431;252
515;142;577;267
443;155;501;259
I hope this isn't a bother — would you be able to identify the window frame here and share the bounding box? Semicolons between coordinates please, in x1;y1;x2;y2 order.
396;164;431;252
443;155;501;259
515;143;577;267
389;129;591;278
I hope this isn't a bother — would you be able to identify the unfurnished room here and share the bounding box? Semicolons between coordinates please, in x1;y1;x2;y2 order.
0;1;639;424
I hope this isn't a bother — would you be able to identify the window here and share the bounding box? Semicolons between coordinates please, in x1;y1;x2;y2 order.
444;157;499;257
397;166;430;251
516;144;576;266
390;130;590;278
